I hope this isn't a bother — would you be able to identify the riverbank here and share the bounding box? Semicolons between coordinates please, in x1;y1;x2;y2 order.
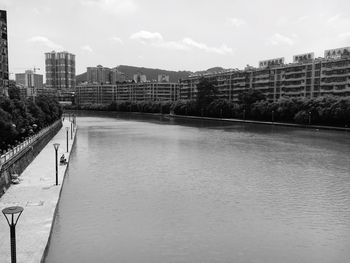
168;114;350;132
0;120;77;263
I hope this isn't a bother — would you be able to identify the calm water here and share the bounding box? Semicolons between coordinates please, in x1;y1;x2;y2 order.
45;113;350;263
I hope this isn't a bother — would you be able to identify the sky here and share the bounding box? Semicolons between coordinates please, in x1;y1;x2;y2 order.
1;0;350;78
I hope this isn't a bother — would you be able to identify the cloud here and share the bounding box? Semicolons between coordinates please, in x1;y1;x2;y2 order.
81;45;93;52
80;0;137;15
27;36;63;50
182;38;233;54
338;32;350;39
112;37;123;44
130;30;233;55
327;14;341;24
266;33;295;46
227;17;246;27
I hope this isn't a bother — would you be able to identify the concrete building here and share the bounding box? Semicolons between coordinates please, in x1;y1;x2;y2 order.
15;70;44;98
76;82;182;105
87;65;111;84
133;73;147;83
110;68;126;83
0;10;9;97
45;51;75;91
181;46;350;102
158;74;170;82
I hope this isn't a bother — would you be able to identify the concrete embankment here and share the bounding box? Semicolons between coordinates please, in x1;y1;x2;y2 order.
169;114;350;132
0;120;77;263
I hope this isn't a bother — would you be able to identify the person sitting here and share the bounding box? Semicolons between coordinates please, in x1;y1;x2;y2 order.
60;154;67;164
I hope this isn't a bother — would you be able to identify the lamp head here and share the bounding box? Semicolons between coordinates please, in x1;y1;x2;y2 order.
53;143;60;150
2;206;24;226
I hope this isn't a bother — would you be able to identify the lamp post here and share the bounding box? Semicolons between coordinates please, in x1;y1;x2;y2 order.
53;143;60;186
66;127;69;152
308;111;311;125
70;121;73;140
2;206;24;263
272;110;275;123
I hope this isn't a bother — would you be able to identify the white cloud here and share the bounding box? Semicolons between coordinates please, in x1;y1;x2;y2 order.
338;32;350;39
112;37;123;44
130;30;233;55
227;17;246;27
80;0;137;15
327;14;341;24
27;36;63;50
182;38;233;55
81;45;93;52
266;33;295;46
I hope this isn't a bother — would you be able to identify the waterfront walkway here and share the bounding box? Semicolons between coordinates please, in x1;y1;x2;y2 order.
0;120;76;263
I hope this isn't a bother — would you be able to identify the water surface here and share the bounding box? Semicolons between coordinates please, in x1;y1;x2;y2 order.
45;113;350;263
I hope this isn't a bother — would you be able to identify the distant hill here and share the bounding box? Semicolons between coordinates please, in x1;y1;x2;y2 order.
194;67;225;75
76;65;193;84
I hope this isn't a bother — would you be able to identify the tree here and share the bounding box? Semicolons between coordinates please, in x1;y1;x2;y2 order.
238;89;266;107
196;77;219;110
8;86;21;100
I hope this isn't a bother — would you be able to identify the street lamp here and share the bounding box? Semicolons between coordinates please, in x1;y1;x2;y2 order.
308;111;311;125
65;127;69;152
2;206;24;263
70;121;73;140
53;143;60;186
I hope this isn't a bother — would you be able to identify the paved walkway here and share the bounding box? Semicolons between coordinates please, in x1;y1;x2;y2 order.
0;120;77;263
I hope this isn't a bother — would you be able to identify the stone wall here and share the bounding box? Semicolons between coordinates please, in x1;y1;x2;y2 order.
0;121;62;197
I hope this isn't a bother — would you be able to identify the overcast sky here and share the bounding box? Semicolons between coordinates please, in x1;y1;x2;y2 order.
1;0;350;77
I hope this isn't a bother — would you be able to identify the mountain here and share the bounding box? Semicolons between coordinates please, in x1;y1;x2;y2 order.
75;65;193;84
194;67;225;75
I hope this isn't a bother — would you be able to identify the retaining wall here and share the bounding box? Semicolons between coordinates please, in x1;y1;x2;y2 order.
0;121;62;197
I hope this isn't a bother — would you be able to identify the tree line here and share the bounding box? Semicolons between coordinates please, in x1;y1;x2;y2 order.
65;77;350;127
0;95;62;152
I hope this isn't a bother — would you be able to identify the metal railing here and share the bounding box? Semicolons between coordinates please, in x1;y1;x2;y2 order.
0;120;62;167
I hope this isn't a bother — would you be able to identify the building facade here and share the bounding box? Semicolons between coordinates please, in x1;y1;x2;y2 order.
45;51;75;91
181;47;350;102
15;70;44;97
0;10;8;97
87;65;111;84
76;82;182;105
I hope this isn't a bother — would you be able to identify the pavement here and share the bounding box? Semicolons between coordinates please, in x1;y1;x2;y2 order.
0;120;77;263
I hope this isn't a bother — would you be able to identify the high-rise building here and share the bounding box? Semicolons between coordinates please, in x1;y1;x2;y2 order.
15;70;44;97
45;51;75;91
0;10;9;97
87;65;111;84
133;73;147;83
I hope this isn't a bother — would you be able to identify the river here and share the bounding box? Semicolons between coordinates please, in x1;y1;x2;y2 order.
44;112;350;263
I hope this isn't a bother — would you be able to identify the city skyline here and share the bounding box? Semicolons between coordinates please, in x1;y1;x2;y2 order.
1;0;350;77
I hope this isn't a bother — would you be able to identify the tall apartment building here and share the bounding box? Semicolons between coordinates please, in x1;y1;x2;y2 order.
45;51;75;91
133;73;147;83
0;10;9;97
15;70;44;97
87;65;111;84
181;46;350;102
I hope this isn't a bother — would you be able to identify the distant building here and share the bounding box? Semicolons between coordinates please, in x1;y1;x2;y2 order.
110;68;126;83
133;73;147;83
0;10;9;97
158;74;170;82
87;65;111;84
15;70;43;98
181;46;350;102
45;51;76;90
76;82;182;105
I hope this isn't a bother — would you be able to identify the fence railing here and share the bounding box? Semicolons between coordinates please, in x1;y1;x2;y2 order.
0;120;62;167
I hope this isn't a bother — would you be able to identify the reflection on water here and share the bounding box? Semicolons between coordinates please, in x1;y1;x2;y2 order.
45;112;350;263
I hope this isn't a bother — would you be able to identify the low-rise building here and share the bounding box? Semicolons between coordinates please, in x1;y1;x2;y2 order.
76;82;182;105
